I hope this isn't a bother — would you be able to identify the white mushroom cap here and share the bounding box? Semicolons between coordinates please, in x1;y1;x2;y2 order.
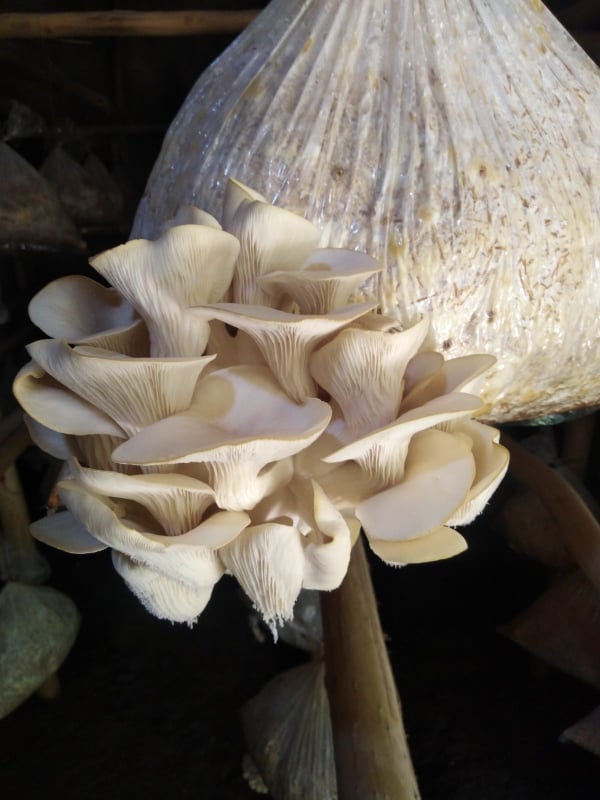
368;526;467;565
258;248;383;314
195;301;376;402
24;413;71;460
221;177;267;231
222;178;322;307
324;392;483;489
69;459;216;536
28;274;150;355
445;420;509;526
220;520;304;633
29;275;137;341
112;365;332;511
90;224;240;356
355;428;476;542
219;480;351;631
401;354;496;413
310;316;430;434
31;481;250;623
14;359;124;437
161;205;222;233
21;339;215;437
112;552;215;623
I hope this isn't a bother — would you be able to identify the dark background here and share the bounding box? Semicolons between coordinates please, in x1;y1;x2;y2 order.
1;2;600;798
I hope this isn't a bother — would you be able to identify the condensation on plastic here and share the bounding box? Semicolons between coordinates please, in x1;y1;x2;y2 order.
132;0;600;423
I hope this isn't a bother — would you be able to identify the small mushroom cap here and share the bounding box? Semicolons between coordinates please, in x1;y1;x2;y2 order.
258;248;383;314
24;413;72;460
355;428;476;542
309;315;430;433
31;480;250;626
401;354;495;412
29;275;137;341
68;459;216;536
14;359;125;437
220;520;305;632
90;223;241;356
112;365;332;510
324;392;482;488
23;339;215;437
161;205;222;232
30;509;107;555
222;179;321;306
222;177;267;230
368;526;467;565
195;301;376;401
112;552;215;623
446;420;509;525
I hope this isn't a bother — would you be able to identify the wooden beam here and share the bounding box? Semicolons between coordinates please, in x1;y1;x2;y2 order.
0;10;260;39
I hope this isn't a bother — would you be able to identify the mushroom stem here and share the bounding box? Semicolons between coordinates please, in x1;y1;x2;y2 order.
321;537;420;800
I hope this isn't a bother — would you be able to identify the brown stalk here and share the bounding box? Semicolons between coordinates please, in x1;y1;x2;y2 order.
321;537;420;800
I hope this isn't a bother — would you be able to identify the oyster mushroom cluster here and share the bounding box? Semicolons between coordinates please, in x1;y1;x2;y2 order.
14;179;508;630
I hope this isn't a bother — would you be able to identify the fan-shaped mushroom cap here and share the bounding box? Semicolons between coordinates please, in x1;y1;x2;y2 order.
195;301;376;402
221;177;266;230
221;521;304;632
162;205;222;232
369;526;468;565
29;275;150;356
90;224;240;356
325;392;482;489
222;179;321;307
400;354;496;413
112;365;332;511
356;428;476;542
30;509;107;555
220;480;351;630
69;459;216;536
14;360;124;437
29;275;136;340
310;315;430;434
259;248;383;314
24;414;71;460
112;552;215;623
21;339;214;437
446;420;509;526
31;481;250;622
